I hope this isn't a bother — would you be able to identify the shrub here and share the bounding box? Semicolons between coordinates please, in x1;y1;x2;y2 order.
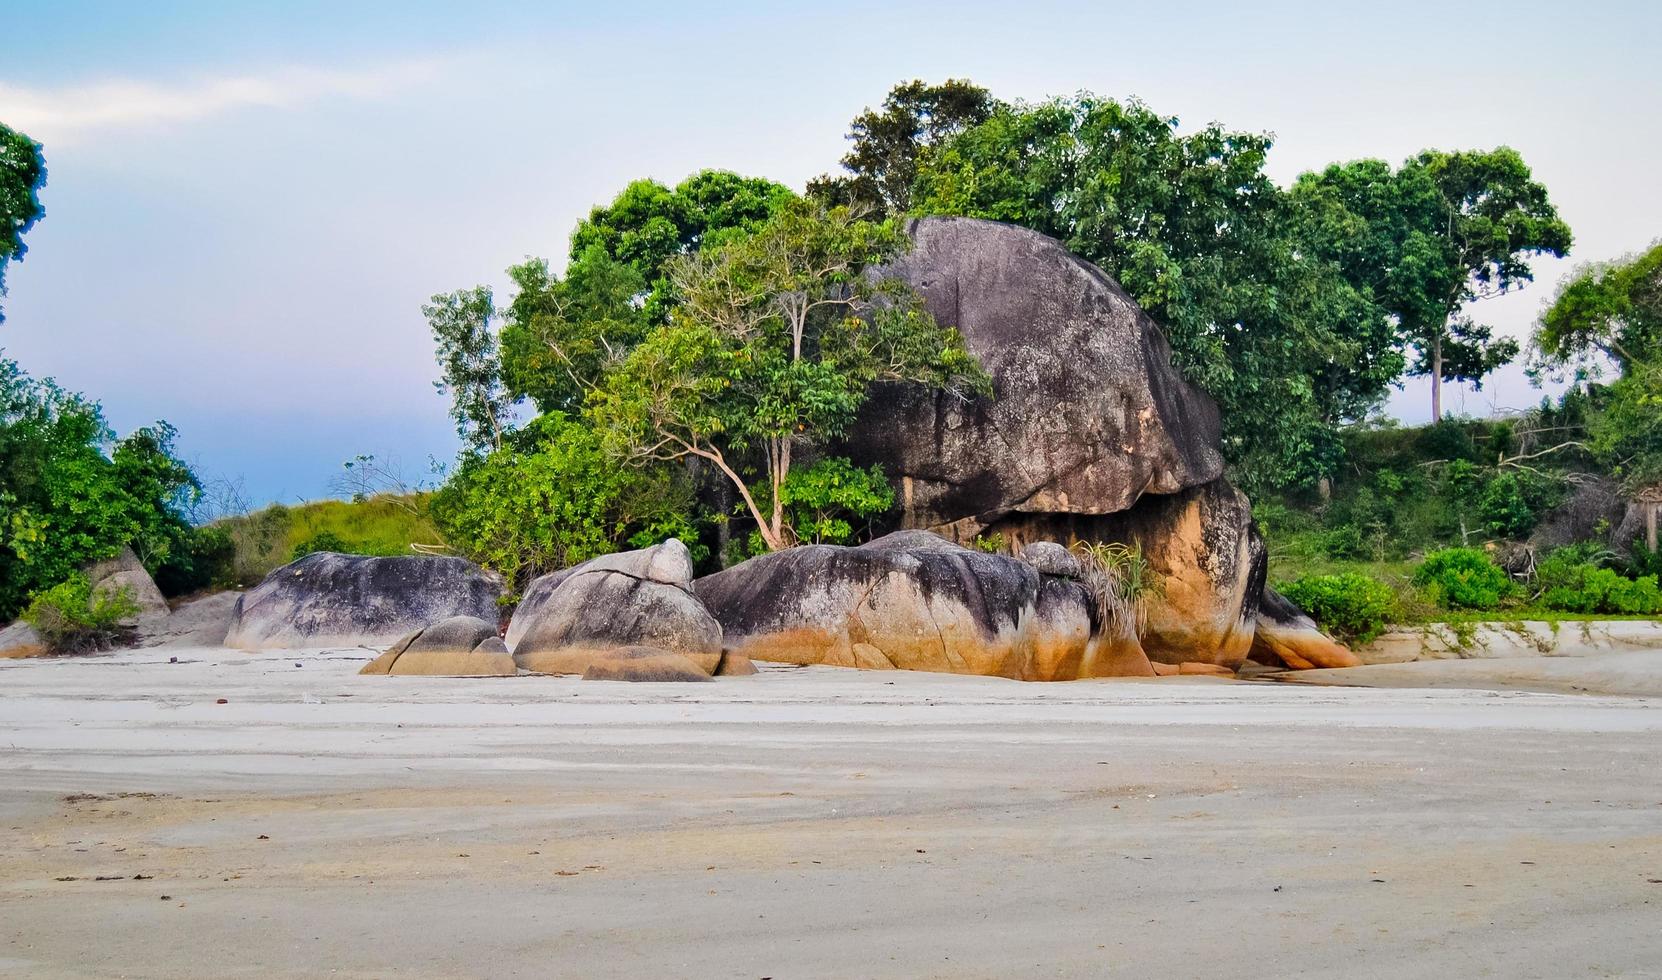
1322;523;1368;560
1279;572;1397;644
1414;547;1513;610
1535;545;1662;614
291;530;350;560
1478;473;1535;538
22;574;141;653
1609;575;1662;614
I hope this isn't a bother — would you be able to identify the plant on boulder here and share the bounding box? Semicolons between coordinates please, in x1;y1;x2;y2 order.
22;574;140;654
591;200;989;551
1071;541;1162;640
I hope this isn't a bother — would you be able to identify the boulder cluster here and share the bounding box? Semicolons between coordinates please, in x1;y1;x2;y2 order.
5;217;1359;679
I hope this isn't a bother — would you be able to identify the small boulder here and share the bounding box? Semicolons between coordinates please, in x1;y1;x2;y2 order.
86;546;169;623
580;646;713;683
359;616;514;676
0;620;49;659
226;553;504;650
1018;541;1084;579
508;540;724;676
1248;588;1363;670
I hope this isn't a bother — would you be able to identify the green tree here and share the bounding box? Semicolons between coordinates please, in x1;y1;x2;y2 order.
424;285;511;452
569;170;794;324
1533;242;1662;376
497;246;648;415
1;123;47;324
429;413;698;593
913;94;1402;488
1295;148;1571;421
808;78;999;216
590;201;989;551
0;357;203;618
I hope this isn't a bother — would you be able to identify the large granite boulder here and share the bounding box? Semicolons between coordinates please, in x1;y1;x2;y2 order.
1248;587;1362;671
694;530;1153;680
225;553;504;650
958;480;1264;669
847;216;1224;534
359;615;516;676
507;540;742;676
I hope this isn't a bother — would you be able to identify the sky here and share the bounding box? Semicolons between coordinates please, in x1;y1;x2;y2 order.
2;0;1659;506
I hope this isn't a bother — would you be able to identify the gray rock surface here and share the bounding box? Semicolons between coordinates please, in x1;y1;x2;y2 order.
693;530;1153;680
846;216;1224;531
508;540;724;675
86;546;169;623
1017;541;1083;579
135;592;239;649
0;620;48;659
225;553;504;650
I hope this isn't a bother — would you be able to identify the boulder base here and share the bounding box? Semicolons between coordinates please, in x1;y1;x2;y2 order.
1249;588;1361;670
360;616;515;677
580;646;714;683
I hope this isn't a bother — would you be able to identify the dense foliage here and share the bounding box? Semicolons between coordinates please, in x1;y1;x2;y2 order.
590;199;988;550
0;357;214;619
1295;150;1571;421
428;413;699;593
1278;573;1397;643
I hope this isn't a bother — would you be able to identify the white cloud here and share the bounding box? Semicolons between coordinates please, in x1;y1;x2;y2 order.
0;58;447;144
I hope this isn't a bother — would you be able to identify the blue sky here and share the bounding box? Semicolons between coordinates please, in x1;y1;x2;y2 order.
3;1;1659;505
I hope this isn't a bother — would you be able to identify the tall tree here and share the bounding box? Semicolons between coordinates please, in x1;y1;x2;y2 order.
912;94;1402;488
1295;148;1571;421
0;123;47;324
424;286;510;453
590;201;989;551
808;79;999;216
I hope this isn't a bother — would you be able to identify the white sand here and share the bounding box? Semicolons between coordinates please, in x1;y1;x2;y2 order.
3;647;1661;978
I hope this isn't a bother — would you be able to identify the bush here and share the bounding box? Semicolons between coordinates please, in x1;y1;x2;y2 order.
153;525;237;595
1322;523;1368;560
22;574;141;653
1414;547;1513;610
1478;473;1535;537
1279;572;1397;644
291;530;350;560
1535;546;1662;614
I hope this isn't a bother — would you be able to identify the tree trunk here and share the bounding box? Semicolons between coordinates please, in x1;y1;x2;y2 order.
1647;501;1658;552
1430;333;1444;423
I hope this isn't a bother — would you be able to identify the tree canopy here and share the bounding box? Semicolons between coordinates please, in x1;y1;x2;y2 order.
0;123;47;324
909;93;1402;488
589;199;989;550
808;78;998;216
1294;148;1571;421
1534;242;1662;376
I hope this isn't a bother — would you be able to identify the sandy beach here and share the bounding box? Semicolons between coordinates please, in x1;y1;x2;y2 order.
2;647;1660;978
